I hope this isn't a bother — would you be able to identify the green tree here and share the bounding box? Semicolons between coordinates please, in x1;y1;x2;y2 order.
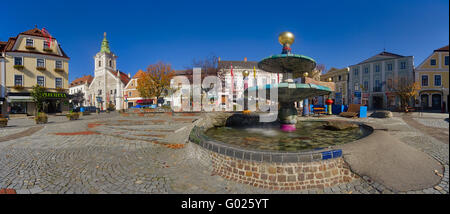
31;85;46;115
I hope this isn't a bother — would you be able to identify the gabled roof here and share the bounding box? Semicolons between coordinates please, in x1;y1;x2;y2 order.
434;45;449;52
132;70;145;79
1;28;69;59
70;75;94;87
355;51;405;65
20;28;51;38
108;70;130;85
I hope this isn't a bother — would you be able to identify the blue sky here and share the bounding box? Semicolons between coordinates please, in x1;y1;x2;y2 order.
2;0;449;82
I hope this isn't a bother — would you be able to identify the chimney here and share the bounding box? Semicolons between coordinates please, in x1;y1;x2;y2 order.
244;57;247;62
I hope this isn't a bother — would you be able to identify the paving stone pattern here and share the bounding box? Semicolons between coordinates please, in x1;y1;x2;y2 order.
0;112;448;194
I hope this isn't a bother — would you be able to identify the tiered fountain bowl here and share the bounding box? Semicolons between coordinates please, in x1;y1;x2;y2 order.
247;31;332;131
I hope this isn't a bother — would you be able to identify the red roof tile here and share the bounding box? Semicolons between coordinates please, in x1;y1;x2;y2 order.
109;70;130;85
70;75;94;87
434;45;449;52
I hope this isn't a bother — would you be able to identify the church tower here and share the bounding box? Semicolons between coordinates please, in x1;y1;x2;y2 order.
91;32;121;110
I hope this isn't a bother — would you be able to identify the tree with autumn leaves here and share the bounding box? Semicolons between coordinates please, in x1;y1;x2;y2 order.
392;81;421;112
137;61;175;101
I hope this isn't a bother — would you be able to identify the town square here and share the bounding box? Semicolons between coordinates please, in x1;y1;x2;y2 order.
0;0;449;198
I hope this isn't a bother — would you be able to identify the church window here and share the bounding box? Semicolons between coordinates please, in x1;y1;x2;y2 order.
109;60;112;67
99;60;102;67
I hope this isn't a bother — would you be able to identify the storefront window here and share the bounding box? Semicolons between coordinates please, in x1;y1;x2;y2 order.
9;102;27;114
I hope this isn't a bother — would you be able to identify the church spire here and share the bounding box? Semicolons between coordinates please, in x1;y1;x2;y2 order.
100;32;111;53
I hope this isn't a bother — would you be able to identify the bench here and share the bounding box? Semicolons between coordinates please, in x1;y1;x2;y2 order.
339;104;367;118
311;105;326;115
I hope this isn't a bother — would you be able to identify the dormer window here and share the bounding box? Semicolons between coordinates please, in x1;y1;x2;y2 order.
26;38;34;47
43;41;52;52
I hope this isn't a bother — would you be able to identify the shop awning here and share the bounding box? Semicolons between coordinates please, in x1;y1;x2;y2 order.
7;96;33;102
136;99;153;104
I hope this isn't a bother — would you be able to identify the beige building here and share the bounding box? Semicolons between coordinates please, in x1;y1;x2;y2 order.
415;45;449;112
320;67;349;105
0;27;70;116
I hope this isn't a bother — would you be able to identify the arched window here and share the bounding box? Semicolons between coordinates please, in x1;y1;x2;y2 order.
98;60;102;67
109;60;112;67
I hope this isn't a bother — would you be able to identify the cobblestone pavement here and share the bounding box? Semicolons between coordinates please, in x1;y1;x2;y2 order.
0;112;448;194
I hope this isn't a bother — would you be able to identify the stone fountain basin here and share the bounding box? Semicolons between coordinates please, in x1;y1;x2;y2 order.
190;113;373;163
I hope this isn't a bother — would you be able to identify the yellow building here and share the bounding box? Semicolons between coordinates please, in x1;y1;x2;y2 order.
0;27;70;116
415;45;449;112
320;67;349;105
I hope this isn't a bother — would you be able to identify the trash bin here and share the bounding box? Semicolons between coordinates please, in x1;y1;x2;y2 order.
80;107;85;113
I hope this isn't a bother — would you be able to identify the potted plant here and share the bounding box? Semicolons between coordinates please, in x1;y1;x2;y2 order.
31;85;48;124
36;66;46;71
13;65;24;69
13;85;25;90
66;112;80;120
35;112;48;124
43;48;53;52
107;103;115;112
0;115;7;127
25;46;35;50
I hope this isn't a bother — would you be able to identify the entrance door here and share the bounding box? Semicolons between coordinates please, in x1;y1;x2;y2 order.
421;94;429;109
372;96;383;109
432;94;441;110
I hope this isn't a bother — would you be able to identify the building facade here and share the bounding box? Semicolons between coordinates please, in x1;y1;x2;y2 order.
320;67;349;105
0;27;70;116
86;33;130;110
415;45;449;112
218;59;284;108
123;70;148;109
348;51;414;110
69;75;93;107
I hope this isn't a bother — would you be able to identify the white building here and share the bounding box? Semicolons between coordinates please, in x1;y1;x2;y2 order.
86;33;130;110
348;51;414;110
69;75;93;107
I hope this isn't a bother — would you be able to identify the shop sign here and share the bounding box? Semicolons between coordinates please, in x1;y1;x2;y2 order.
42;92;67;98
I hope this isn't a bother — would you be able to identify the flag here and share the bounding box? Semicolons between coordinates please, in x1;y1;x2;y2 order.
277;73;279;83
253;66;256;79
230;64;234;92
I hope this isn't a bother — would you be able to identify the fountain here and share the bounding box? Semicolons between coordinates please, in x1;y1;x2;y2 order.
188;32;374;191
247;31;332;131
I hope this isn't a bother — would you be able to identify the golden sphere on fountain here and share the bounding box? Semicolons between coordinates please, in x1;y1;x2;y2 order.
278;31;295;46
327;77;332;82
303;72;309;77
242;70;249;77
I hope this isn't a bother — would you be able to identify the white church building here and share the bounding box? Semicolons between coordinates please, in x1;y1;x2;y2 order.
85;33;130;110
